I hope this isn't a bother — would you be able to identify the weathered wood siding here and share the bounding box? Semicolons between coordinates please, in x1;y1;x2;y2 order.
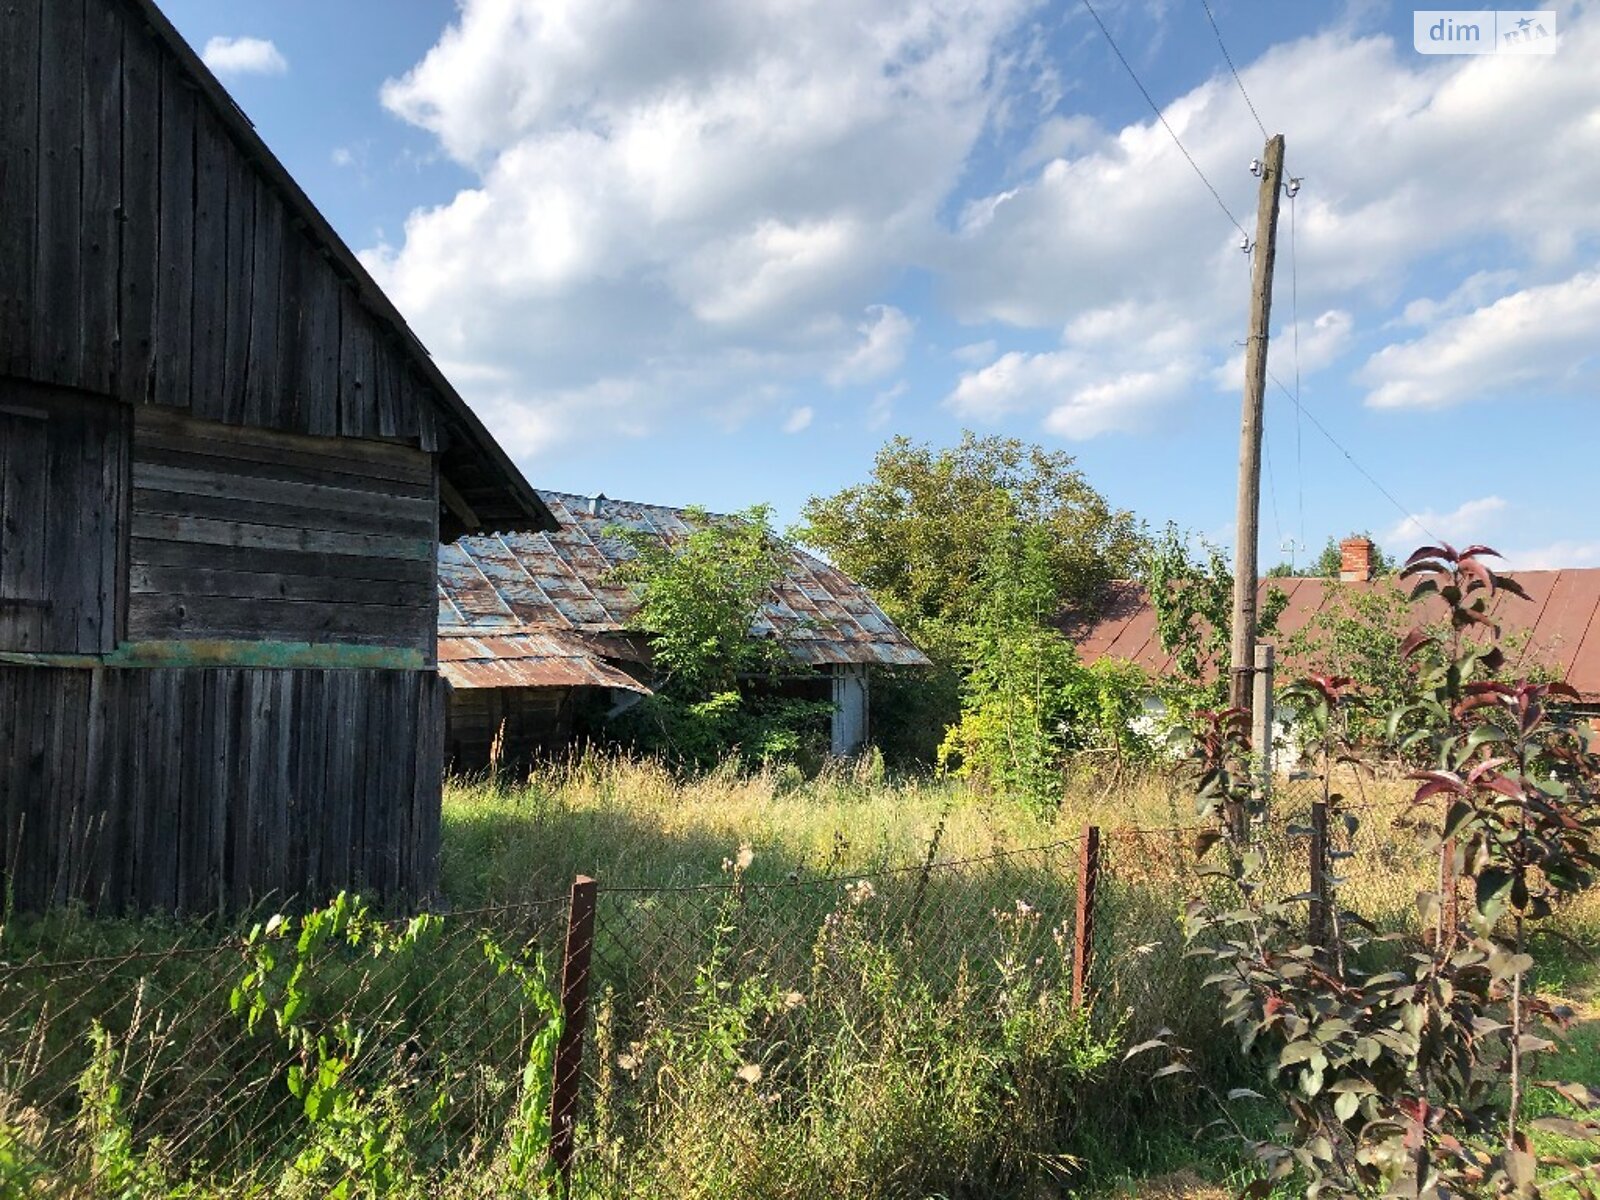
128;408;438;652
0;665;446;913
0;383;127;654
0;0;439;445
446;685;573;772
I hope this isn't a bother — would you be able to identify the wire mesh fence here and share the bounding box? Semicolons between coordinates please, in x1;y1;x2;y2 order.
0;772;1538;1197
0;895;571;1196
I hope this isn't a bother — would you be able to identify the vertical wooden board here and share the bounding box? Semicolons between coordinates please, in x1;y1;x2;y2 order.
265;670;293;902
367;671;396;898
226;668;257;910
320;669;351;898
205;668;232;911
338;290;374;439
413;672;445;903
293;669;329;899
74;406;108;652
394;364;418;442
148;669;183;911
118;19;162;405
0;672;17;902
294;242;339;437
100;406;130;652
189;107;229;420
31;0;84;387
0;0;41;375
173;664;205;912
221;150;256;424
245;179;283;429
40;403;80;651
46;672;86;906
417;388;439;454
373;336;399;440
80;0;122;395
80;668;113;909
0;412;50;651
22;670;48;911
274;221;308;433
154;54;194;410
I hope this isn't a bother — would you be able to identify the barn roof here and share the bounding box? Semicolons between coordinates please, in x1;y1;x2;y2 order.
437;491;931;688
127;0;553;536
1067;570;1600;703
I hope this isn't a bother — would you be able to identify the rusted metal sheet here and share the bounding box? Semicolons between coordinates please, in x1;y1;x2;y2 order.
437;491;933;677
1071;570;1600;702
438;633;651;693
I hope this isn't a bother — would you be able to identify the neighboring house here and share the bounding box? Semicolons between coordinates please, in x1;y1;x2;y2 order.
0;0;552;912
1069;538;1600;717
437;492;931;767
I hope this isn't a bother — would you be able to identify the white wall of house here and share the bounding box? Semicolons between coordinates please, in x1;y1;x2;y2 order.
831;663;870;755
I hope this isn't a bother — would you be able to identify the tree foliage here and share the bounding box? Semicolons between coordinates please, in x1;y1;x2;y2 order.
1140;523;1286;719
797;432;1141;663
607;505;830;768
1153;544;1600;1198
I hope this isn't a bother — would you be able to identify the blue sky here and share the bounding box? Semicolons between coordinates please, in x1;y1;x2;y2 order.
167;0;1599;572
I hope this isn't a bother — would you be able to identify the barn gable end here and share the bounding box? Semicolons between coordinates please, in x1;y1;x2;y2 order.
0;0;547;913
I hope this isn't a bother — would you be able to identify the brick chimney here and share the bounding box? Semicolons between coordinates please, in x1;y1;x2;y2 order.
1339;536;1375;583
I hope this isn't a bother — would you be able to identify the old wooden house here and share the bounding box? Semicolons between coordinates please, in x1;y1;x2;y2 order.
0;0;552;912
437;492;930;768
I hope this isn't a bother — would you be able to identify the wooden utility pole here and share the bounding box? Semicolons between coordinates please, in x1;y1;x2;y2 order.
1228;133;1286;714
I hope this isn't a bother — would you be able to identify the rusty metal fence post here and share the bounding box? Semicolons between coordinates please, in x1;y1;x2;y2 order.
550;874;597;1190
1308;801;1329;962
1072;825;1101;1009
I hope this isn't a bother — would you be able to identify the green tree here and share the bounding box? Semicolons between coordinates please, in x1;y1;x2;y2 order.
608;505;829;768
796;432;1141;661
1140;523;1285;719
797;433;1140;765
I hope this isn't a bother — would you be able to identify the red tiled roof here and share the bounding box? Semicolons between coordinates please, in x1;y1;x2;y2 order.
1068;571;1600;703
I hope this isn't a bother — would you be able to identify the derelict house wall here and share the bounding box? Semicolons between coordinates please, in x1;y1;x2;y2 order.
0;667;445;914
0;0;444;445
127;407;438;654
0;0;458;913
446;686;575;773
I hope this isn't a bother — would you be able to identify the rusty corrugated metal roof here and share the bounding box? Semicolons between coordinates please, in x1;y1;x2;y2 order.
438;491;931;688
1068;570;1600;703
437;633;652;693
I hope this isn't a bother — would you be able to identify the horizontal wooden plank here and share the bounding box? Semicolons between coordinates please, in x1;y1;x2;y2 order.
134;404;432;481
131;513;434;562
132;441;435;502
131;563;432;608
132;486;436;542
130;535;436;585
132;461;436;523
129;593;435;645
0;642;429;671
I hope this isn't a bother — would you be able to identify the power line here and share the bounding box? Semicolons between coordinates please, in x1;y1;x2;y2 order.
1198;0;1268;139
1264;367;1441;543
1262;424;1283;550
1077;0;1250;241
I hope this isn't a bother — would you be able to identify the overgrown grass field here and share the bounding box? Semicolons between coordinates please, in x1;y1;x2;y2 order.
2;757;1595;1197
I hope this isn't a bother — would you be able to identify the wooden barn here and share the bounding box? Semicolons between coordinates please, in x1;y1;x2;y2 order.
437;492;931;769
0;0;553;912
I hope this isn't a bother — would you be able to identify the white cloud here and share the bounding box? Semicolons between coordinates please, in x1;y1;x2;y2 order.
365;2;1600;457
1506;540;1600;571
368;0;1036;456
866;381;906;430
828;306;914;385
945;16;1600;406
951;339;997;365
782;405;815;434
201;36;288;77
1213;308;1354;390
1361;268;1600;409
1384;495;1507;551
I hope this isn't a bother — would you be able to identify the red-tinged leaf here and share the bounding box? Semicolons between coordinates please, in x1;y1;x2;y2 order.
1412;779;1461;804
1546;681;1581;701
1484;774;1526;800
1458;544;1501;560
1400;629;1432;659
1498;575;1529;599
1458;555;1494;593
1406;545;1453;567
